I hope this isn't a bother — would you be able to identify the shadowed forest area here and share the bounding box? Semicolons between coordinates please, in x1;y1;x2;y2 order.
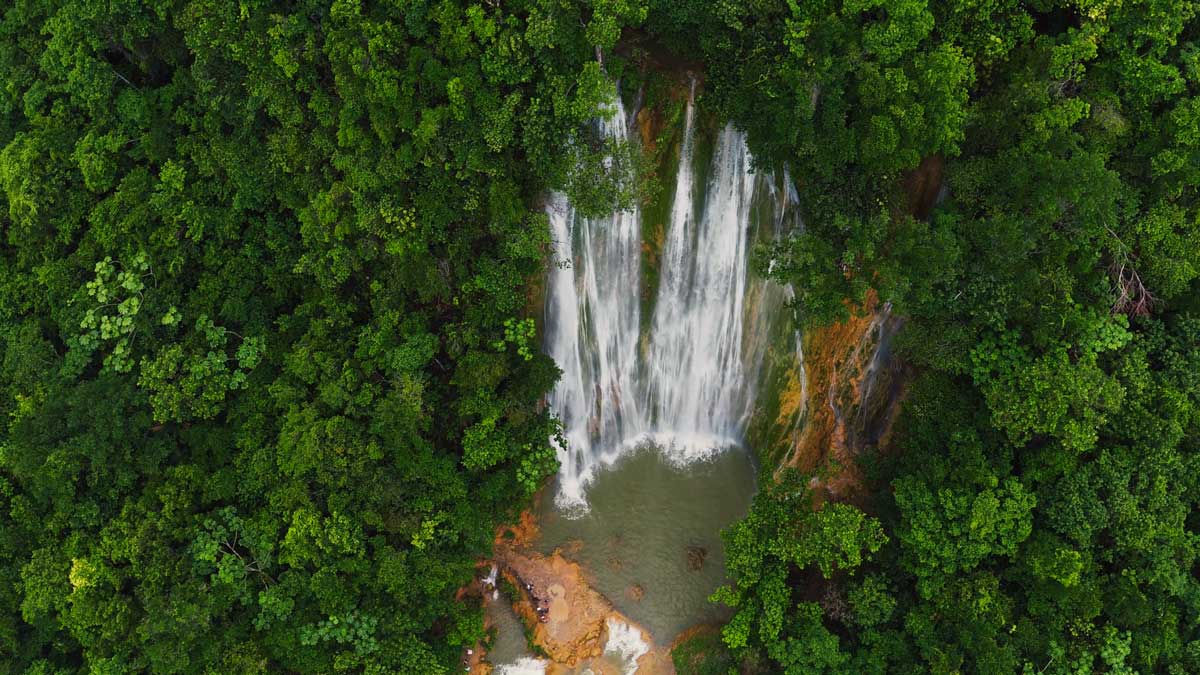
0;1;1197;674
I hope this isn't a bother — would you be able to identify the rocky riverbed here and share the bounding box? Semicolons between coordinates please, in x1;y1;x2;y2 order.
464;526;673;673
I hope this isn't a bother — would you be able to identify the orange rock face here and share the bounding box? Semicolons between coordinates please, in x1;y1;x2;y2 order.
496;544;614;666
484;507;674;673
773;290;908;503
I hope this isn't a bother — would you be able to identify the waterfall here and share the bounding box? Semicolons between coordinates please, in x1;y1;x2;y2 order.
544;85;794;513
544;100;646;508
642;121;758;451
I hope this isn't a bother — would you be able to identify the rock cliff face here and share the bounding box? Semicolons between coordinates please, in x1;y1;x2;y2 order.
748;156;944;501
769;292;907;501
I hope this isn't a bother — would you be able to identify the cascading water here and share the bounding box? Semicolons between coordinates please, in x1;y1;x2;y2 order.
642;123;759;449
544;83;795;513
544;100;646;509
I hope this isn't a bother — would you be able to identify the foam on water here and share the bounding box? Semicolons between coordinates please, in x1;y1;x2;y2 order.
493;657;548;675
603;618;651;675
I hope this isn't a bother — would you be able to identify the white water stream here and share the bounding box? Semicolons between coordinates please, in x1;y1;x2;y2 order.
544;85;795;513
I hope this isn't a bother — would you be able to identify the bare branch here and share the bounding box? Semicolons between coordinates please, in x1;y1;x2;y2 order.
1103;224;1156;317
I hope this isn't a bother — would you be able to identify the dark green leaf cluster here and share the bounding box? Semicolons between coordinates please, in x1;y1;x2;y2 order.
0;1;650;672
663;1;1200;673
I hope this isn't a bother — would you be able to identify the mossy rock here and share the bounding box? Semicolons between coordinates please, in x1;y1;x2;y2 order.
671;627;738;675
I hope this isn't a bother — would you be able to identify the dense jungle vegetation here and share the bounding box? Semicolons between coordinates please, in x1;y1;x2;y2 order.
0;1;1196;674
656;1;1200;674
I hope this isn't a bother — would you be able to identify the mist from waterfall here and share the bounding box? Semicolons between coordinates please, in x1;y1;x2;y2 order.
543;84;794;513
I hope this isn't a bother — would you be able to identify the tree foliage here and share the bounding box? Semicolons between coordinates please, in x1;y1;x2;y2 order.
0;1;650;672
3;1;1198;673
672;1;1200;672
